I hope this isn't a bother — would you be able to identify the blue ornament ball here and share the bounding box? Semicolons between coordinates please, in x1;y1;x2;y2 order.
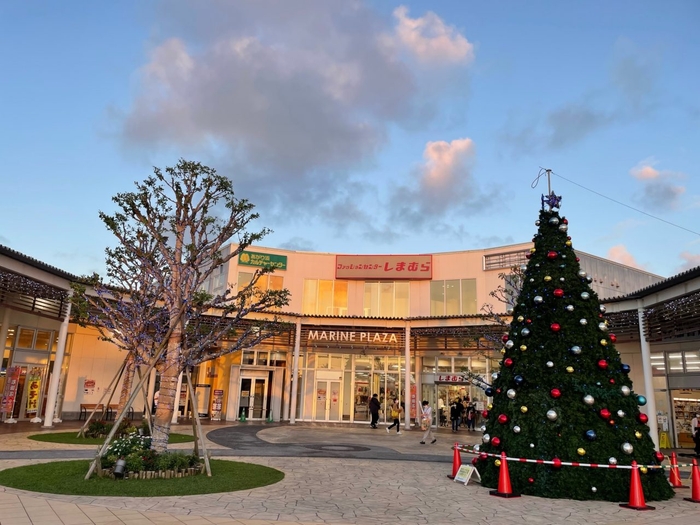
485;387;494;397
637;395;647;406
621;364;631;374
585;430;597;441
514;375;524;386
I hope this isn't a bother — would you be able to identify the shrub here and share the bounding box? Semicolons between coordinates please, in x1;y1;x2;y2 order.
85;420;110;438
106;432;151;458
140;449;158;471
124;452;144;473
139;420;151;436
102;454;117;469
155;452;189;472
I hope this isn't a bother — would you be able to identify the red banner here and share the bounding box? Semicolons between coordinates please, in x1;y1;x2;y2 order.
1;366;21;414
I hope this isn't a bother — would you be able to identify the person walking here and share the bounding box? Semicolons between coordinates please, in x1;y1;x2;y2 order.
369;393;381;429
386;398;403;434
450;398;461;432
692;413;700;455
466;403;476;431
420;400;436;444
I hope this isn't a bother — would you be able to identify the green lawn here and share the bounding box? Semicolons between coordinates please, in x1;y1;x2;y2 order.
0;459;283;496
28;432;194;445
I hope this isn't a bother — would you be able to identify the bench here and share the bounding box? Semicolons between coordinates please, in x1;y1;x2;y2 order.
79;404;135;421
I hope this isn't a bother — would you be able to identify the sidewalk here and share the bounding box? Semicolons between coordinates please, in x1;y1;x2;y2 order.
1;422;700;525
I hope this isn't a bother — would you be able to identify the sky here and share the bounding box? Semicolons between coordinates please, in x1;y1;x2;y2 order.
1;1;699;279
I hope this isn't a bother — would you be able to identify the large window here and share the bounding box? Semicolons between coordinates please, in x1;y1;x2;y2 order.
302;280;349;315
237;272;284;293
363;281;409;317
430;279;477;315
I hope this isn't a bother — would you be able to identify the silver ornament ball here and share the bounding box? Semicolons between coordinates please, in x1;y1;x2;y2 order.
521;328;531;336
580;318;588;326
546;361;554;368
507;389;517;399
598;322;608;332
608;457;618;465
617;410;625;418
565;305;575;312
513;425;521;433
505;340;514;349
578;270;587;278
622;442;634;455
570;345;582;355
482;433;491;444
549;217;560;225
559;224;568;232
583;395;595;405
546;409;558;421
534;295;544;304
621;386;631;396
581;292;590;300
599;305;606;313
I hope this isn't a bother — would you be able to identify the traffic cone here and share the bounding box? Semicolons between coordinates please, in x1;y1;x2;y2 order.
448;443;462;479
669;452;688;488
490;451;520;498
684;458;700;503
239;412;247;422
619;461;655;510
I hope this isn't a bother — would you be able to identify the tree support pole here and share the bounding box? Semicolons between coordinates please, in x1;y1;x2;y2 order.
185;369;211;476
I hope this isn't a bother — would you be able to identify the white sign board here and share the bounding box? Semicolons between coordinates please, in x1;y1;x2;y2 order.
454;465;481;485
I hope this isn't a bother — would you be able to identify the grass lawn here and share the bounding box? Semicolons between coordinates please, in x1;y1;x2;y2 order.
28;432;195;445
0;459;283;496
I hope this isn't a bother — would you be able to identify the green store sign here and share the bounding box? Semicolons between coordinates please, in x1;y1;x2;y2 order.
238;251;287;270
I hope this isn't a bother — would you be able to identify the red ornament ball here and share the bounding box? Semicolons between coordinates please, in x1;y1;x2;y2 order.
491;436;501;447
563;219;568;224
547;251;558;260
597;359;608;370
498;414;509;424
609;378;615;384
479;453;488;461
502;334;509;343
550;323;561;332
552;458;562;469
472;457;479;465
482;410;489;418
608;419;616;425
609;334;617;343
638;413;649;424
654;451;665;462
550;388;562;399
528;477;535;484
599;408;611;420
496;388;502;394
526;318;532;324
553;288;564;298
504;358;514;367
575;257;580;262
526;253;532;259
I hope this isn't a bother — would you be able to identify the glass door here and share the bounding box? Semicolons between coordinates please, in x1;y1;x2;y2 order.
315;380;341;421
251;378;267;418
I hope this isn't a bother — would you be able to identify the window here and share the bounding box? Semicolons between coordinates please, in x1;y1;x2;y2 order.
302;279;348;315
363;281;410;317
483;250;529;270
238;272;284;295
430;279;477;315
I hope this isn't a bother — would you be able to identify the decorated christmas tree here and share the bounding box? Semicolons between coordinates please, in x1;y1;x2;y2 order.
475;192;674;502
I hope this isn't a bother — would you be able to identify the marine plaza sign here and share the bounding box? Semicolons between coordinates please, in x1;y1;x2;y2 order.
238;250;287;270
305;328;404;346
336;254;432;280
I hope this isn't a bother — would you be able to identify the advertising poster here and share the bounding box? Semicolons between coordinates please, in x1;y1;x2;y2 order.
410;384;417;419
211;389;224;421
1;366;21;414
83;378;96;395
25;367;43;415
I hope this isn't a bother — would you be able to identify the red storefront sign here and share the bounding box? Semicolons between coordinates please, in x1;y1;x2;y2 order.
437;374;467;383
336;255;432;280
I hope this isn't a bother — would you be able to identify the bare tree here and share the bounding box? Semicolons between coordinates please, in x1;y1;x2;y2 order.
78;159;289;451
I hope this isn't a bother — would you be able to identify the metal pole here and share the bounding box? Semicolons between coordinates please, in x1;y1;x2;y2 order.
289;318;301;424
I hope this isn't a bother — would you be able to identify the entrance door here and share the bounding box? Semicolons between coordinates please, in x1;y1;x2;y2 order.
315;380;341;421
239;377;268;419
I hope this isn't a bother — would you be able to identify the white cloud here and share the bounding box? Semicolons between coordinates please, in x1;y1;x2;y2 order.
629;158;686;210
607;245;646;270
392;6;474;65
629;158;660;180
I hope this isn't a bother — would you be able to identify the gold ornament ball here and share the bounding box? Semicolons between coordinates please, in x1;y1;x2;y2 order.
487;403;493;410
544;276;552;282
577;448;586;456
565;240;572;247
520;345;527;351
520;406;528;413
600;339;608;346
635;431;643;439
495;459;501;467
500;348;506;354
566;366;574;373
640;466;648;474
530;248;536;253
517;316;524;322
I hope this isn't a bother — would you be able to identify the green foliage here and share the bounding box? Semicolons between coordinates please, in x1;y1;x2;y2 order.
85;420;110;438
124;452;145;473
0;460;284;497
155;452;191;472
475;203;674;502
106;432;152;458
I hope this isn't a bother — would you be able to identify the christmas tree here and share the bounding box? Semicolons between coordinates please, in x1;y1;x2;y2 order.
475;192;674;502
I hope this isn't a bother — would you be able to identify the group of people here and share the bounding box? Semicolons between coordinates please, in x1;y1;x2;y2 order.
448;397;477;432
367;393;437;444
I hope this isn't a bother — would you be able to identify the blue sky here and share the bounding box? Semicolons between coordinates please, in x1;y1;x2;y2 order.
1;1;698;279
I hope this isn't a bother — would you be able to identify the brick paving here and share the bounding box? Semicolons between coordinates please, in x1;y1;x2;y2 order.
1;422;700;524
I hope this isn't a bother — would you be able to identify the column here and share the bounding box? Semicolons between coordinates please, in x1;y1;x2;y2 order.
404;323;411;429
289;318;302;424
42;292;72;427
638;301;659;449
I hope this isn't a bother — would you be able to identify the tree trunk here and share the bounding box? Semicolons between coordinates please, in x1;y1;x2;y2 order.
150;333;182;453
116;353;135;421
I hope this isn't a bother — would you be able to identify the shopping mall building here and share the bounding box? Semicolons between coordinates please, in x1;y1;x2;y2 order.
1;242;699;449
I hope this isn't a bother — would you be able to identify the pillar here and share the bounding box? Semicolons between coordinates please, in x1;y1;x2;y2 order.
42;292;72;427
289;318;302;424
638;301;659;449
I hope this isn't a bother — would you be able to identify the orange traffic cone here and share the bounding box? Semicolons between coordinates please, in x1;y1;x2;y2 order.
684;458;700;503
669;452;688;488
619;461;655;511
490;451;520;498
448;443;462;479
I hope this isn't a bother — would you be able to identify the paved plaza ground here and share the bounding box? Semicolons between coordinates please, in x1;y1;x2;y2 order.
1;421;700;525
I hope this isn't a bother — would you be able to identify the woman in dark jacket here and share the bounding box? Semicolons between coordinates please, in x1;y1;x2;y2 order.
450;399;461;432
369;393;381;429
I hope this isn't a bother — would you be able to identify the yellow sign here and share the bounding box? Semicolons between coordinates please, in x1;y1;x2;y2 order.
659;431;671;449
